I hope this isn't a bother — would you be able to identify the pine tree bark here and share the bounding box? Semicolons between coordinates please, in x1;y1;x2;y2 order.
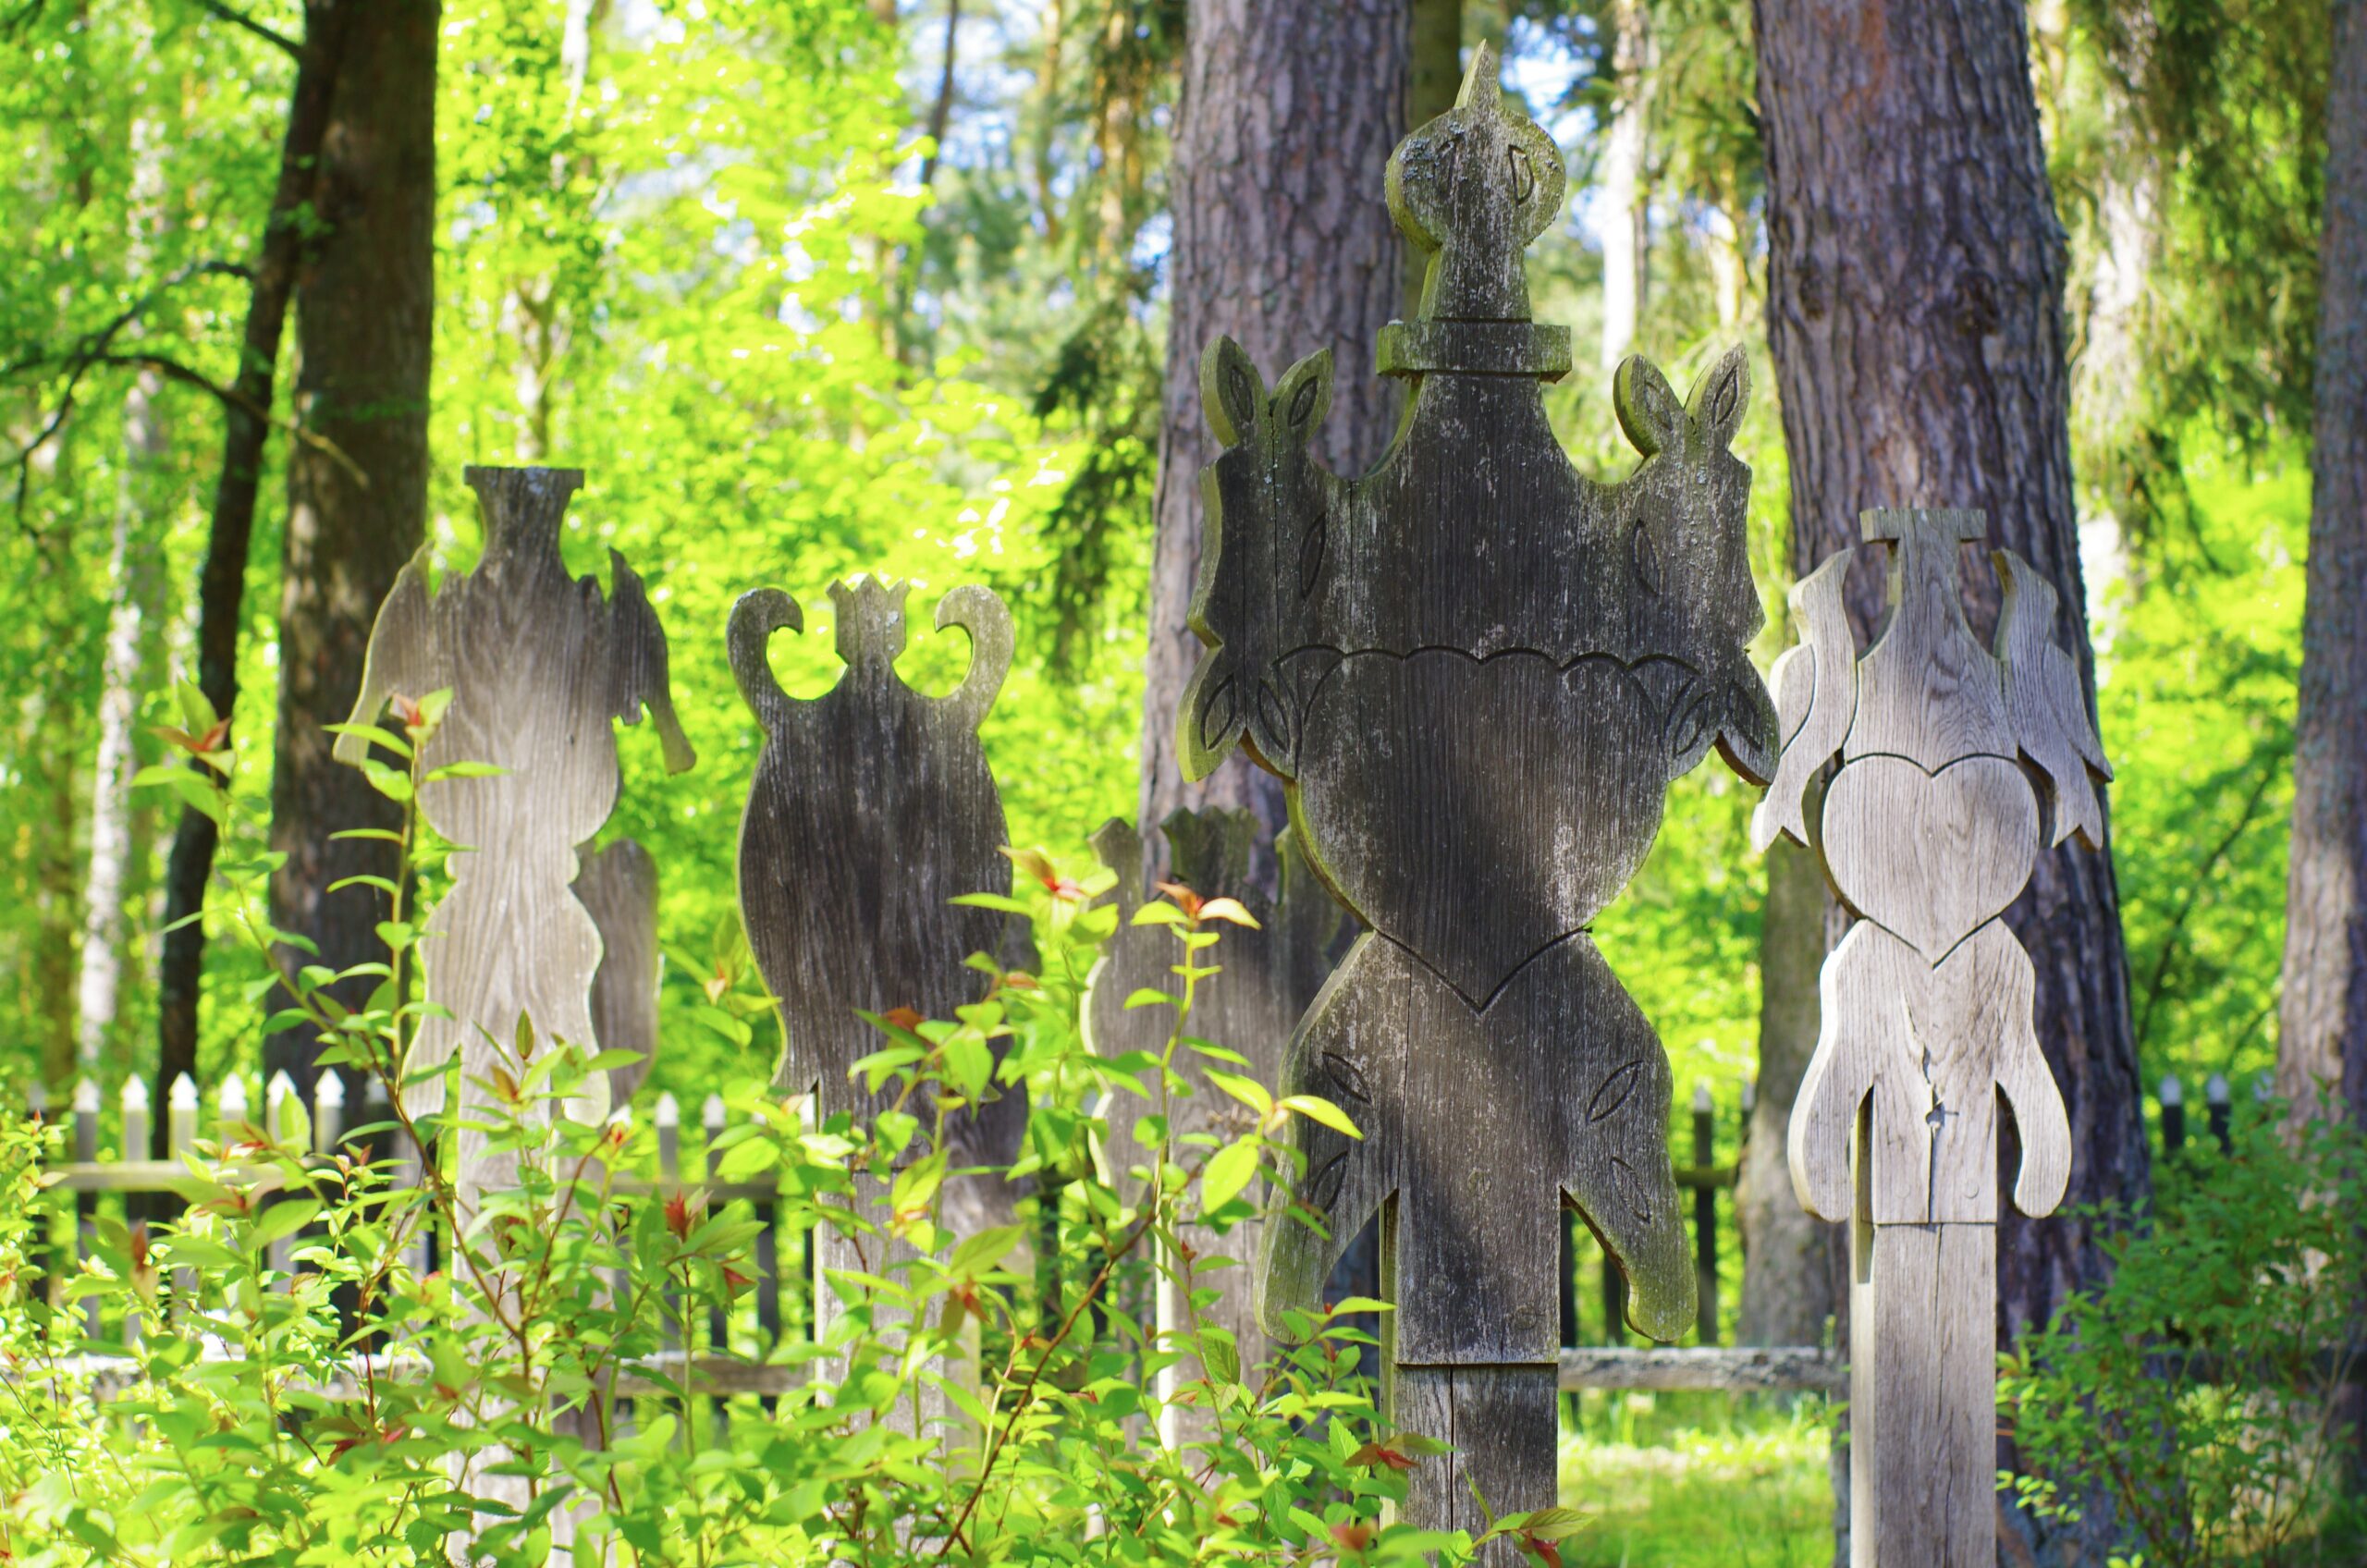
264;0;437;1091
1141;0;1409;887
2277;0;2367;1129
153;3;352;1133
1752;4;2148;1562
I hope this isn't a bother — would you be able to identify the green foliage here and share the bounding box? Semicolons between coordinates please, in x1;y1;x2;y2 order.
2002;1110;2367;1568
0;685;1593;1565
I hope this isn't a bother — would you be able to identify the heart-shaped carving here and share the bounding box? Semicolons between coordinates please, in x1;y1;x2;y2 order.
1821;754;2038;962
1294;651;1665;1005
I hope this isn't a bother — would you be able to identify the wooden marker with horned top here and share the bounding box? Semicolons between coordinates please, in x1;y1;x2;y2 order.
1754;507;2107;1567
1179;46;1777;1558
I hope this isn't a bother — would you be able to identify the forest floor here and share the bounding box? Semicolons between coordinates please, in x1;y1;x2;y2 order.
1557;1394;1832;1567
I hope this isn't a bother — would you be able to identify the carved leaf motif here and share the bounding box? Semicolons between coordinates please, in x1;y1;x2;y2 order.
1308;1148;1350;1211
1323;1050;1372;1105
1588;1060;1642;1123
1504;142;1535;203
1298;518;1327;599
1610;1155;1652;1223
1199;674;1239;753
1667;684;1714;766
1287;374;1322;432
1632;521;1663;594
1254;680;1292;756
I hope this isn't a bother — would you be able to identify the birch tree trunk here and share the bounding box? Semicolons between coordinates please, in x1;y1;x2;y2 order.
1752;4;2147;1561
1141;0;1409;888
76;29;169;1077
264;0;437;1091
1596;0;1652;373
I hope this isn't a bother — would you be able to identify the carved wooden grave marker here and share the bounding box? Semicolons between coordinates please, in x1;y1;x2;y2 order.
1752;508;2105;1568
1087;810;1346;1446
337;463;693;1528
574;839;663;1107
731;576;1024;1413
1178;47;1776;1554
337;465;694;1185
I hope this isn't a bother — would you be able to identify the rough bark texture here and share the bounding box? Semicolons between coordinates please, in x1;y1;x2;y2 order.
264;0;437;1091
154;2;350;1137
1751;4;2148;1562
2278;0;2367;1131
1735;833;1837;1346
1141;0;1409;888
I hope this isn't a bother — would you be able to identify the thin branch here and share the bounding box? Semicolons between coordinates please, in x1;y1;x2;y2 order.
192;0;300;60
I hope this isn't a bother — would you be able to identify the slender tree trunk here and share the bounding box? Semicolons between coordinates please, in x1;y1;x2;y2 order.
153;4;352;1137
1142;0;1408;888
1752;4;2147;1562
264;0;437;1093
77;28;170;1079
1736;834;1837;1345
2277;0;2367;1128
2278;0;2367;1488
1596;0;1652;373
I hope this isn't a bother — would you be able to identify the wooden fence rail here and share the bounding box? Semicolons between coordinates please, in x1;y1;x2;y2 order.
18;1068;2243;1400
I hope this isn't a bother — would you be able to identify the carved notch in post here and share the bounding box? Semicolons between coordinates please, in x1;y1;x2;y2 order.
1753;507;2108;1568
731;576;1024;1426
1178;45;1776;1558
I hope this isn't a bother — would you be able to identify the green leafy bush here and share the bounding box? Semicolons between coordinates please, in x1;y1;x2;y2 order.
0;689;1585;1565
2002;1109;2367;1568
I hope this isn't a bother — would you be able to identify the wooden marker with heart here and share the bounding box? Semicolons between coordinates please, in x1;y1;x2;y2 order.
1752;507;2109;1568
1179;46;1777;1558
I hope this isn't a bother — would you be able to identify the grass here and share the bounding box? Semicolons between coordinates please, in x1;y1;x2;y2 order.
1552;1392;1835;1568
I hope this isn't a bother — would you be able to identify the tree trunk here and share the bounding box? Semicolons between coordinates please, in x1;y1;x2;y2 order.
77;25;170;1079
153;5;352;1136
2277;0;2367;1130
264;0;437;1093
1141;0;1409;889
1752;4;2148;1562
1596;0;1652;373
1735;833;1837;1346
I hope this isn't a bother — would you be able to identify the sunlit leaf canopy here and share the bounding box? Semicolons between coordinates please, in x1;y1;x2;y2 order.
0;0;2318;1122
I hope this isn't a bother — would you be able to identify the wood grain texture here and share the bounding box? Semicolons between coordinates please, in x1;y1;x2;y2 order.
1086;810;1345;1443
1170;46;1772;1539
575;838;660;1107
1759;507;2106;1563
1849;1220;1997;1568
731;577;1024;1390
336;466;694;1174
1392;1363;1560;1567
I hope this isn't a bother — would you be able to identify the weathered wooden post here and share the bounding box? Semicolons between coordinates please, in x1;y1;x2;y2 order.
574;837;663;1107
1086;810;1346;1446
336;464;693;1194
1178;46;1777;1554
336;464;693;1526
1751;507;2108;1568
730;575;1023;1418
